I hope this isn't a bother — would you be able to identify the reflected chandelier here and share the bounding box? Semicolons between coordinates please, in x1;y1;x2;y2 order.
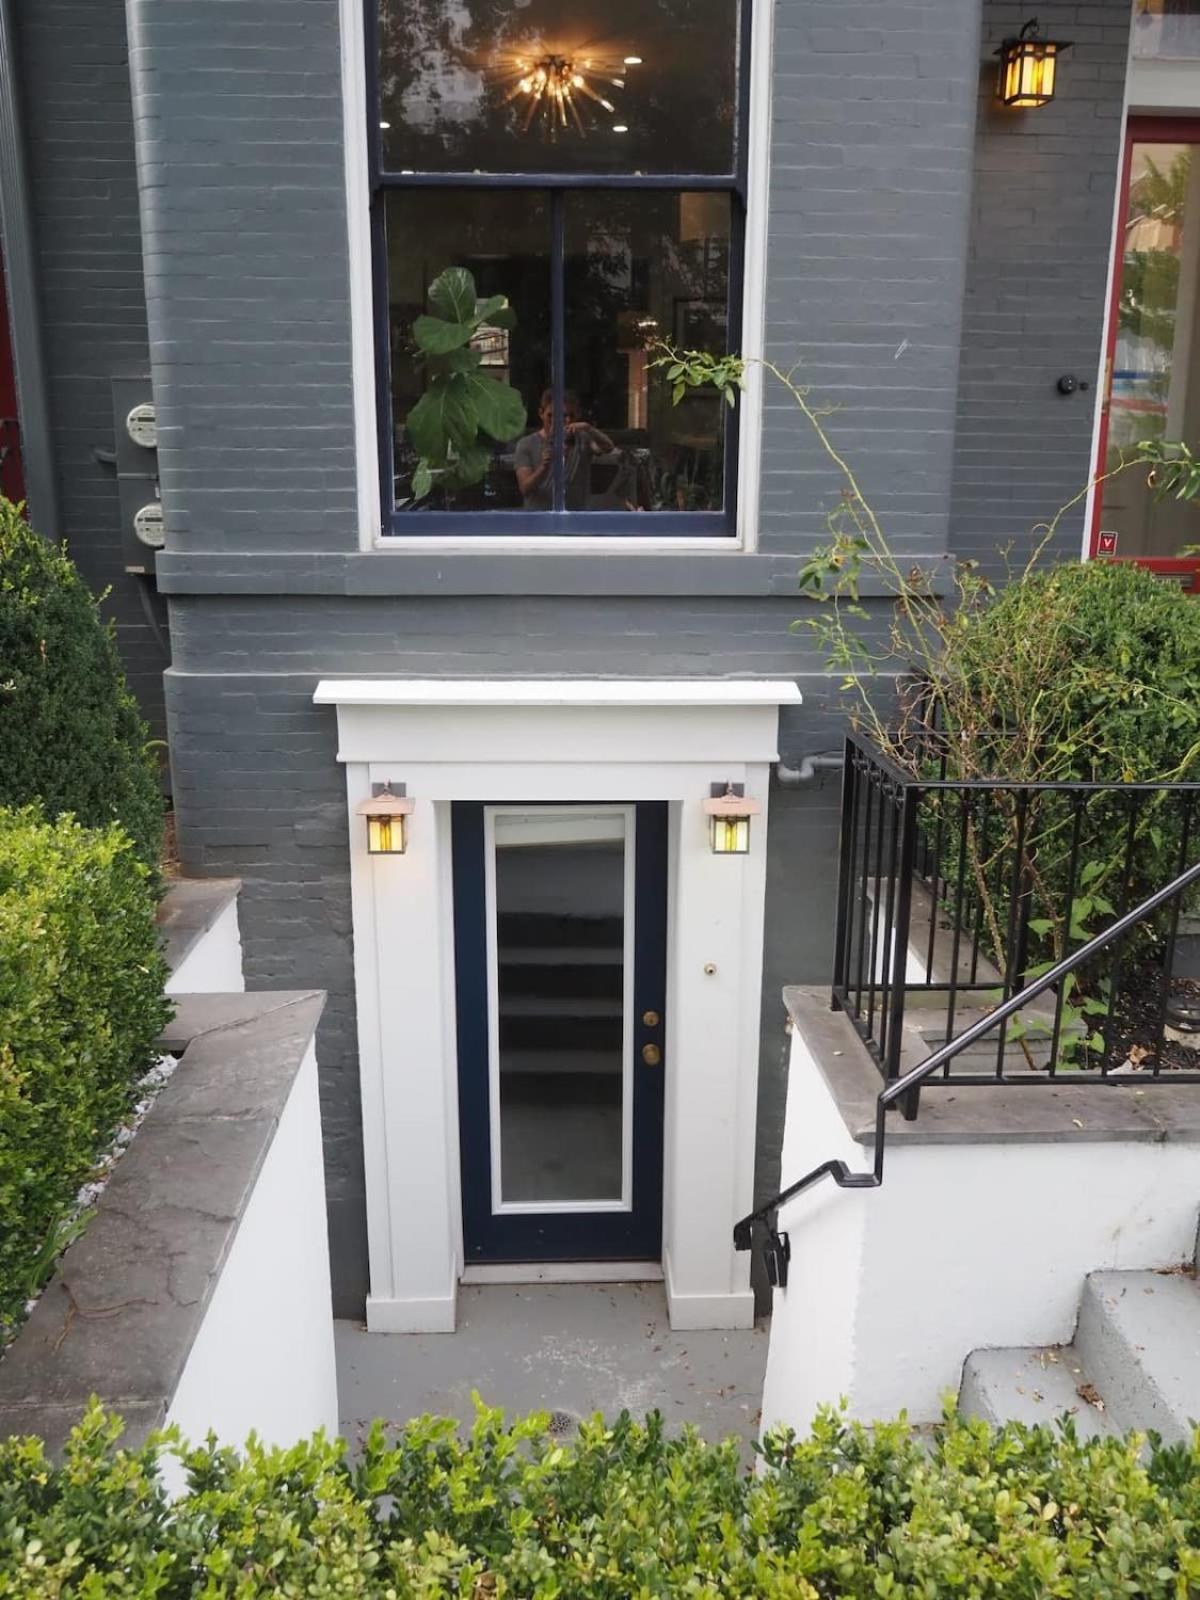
501;52;632;135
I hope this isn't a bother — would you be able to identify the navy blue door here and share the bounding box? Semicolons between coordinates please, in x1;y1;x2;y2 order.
453;803;667;1263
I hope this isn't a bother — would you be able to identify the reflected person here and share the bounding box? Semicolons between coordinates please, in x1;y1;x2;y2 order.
514;389;616;511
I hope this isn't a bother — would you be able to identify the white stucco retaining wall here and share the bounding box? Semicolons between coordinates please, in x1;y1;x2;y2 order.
165;896;245;995
164;1041;338;1473
760;1013;1200;1433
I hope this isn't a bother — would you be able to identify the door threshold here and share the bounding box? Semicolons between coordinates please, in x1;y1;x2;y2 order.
461;1261;664;1286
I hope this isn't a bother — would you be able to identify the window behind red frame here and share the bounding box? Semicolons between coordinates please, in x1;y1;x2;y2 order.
1092;116;1200;589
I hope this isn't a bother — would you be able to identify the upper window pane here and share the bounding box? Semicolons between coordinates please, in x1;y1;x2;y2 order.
1132;1;1200;60
378;0;741;175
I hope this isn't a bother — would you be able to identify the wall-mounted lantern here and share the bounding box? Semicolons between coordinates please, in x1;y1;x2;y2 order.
996;18;1071;108
703;782;761;856
357;782;414;855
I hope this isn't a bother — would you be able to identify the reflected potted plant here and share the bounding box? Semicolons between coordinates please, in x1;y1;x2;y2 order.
405;267;528;503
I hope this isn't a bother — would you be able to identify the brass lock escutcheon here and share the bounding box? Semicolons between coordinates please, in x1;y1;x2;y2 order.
641;1043;663;1067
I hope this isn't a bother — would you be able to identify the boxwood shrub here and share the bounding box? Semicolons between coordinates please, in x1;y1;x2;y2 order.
947;559;1200;787
0;807;169;1328
1;1402;1197;1597
0;499;163;869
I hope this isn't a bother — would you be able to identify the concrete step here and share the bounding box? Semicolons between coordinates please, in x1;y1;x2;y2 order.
959;1345;1117;1440
1075;1269;1200;1445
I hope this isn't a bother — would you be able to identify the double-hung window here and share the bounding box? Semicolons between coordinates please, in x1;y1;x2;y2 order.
369;0;750;536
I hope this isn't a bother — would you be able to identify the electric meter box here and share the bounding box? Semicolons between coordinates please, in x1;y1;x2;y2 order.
111;377;162;573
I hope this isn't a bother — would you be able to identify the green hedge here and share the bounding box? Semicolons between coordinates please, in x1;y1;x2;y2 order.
1;1403;1197;1597
0;808;169;1328
0;500;163;868
948;559;1200;786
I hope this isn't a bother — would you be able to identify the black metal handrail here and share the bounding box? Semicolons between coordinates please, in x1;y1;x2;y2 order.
735;854;1200;1287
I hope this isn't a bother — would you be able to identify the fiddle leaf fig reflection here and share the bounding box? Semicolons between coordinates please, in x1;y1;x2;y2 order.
407;266;526;501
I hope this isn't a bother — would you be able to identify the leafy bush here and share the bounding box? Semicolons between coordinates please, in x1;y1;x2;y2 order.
946;560;1200;787
1;1401;1198;1597
0;807;169;1327
0;500;163;868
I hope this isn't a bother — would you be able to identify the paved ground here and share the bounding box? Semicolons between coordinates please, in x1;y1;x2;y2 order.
336;1283;768;1452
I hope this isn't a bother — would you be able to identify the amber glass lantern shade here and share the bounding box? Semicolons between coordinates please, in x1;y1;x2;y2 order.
356;784;414;855
703;784;761;856
997;20;1071;108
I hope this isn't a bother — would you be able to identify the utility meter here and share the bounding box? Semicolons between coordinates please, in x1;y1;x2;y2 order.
133;501;165;549
125;402;158;450
110;378;161;572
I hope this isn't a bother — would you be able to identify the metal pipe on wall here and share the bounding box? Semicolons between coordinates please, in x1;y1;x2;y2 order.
776;753;844;787
0;0;59;536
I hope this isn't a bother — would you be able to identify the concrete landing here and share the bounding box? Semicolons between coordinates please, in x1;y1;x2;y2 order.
335;1284;768;1451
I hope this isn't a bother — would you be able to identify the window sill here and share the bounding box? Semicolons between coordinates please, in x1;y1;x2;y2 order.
155;549;953;599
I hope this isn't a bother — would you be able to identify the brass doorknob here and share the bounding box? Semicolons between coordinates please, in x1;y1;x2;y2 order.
641;1043;662;1067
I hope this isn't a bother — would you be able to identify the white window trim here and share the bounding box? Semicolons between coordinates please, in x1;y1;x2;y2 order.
340;0;381;553
340;0;776;555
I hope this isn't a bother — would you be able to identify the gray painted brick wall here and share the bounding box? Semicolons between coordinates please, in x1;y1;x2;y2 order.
950;0;1131;580
126;0;359;555
165;594;893;1309
126;0;986;565
760;0;983;554
134;0;992;1314
13;0;168;739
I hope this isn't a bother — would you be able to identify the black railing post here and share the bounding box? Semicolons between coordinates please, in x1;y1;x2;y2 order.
830;736;857;1010
884;785;920;1100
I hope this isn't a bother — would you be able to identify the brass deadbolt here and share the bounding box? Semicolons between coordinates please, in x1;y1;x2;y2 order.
641;1043;663;1067
642;1009;661;1027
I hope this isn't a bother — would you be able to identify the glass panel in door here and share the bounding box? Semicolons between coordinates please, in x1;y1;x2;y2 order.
1096;129;1200;561
491;809;629;1207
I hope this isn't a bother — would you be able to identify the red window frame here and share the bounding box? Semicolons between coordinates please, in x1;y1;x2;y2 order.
1090;114;1200;589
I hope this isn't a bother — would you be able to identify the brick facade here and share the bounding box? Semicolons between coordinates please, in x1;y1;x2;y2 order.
3;0;1136;1314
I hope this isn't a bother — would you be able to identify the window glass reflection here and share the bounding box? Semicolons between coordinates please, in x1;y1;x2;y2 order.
564;191;731;512
386;189;731;515
386;189;550;511
1099;141;1200;558
493;810;626;1205
1132;1;1200;60
379;0;740;176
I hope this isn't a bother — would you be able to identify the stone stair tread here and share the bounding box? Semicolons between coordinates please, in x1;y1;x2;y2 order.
1076;1269;1200;1443
960;1346;1118;1440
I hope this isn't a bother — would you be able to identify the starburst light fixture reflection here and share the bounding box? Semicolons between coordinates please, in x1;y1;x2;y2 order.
500;50;639;136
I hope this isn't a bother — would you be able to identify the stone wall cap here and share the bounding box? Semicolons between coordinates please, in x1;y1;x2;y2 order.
0;987;325;1454
783;985;1200;1148
158;989;324;1056
157;878;242;975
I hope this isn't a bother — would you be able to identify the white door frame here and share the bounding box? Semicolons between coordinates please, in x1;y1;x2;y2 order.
315;678;802;1332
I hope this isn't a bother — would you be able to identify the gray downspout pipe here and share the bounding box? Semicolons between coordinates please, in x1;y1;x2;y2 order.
776;753;845;786
0;0;59;536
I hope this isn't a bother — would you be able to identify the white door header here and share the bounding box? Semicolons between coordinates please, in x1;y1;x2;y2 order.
315;679;801;769
315;679;802;710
